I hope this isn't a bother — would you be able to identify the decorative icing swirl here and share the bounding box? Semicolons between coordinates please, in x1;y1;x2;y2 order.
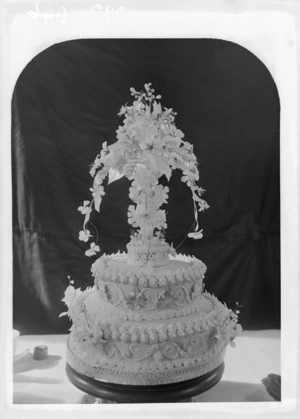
67;335;228;385
98;281;202;311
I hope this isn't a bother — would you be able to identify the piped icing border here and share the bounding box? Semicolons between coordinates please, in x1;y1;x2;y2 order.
93;291;209;322
96;279;203;312
86;308;232;345
67;338;227;385
65;287;241;345
91;252;207;288
69;317;236;368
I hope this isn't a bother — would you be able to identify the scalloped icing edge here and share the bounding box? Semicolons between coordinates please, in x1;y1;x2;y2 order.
67;289;239;344
69;337;227;373
67;338;227;385
95;278;203;319
91;252;207;288
93;290;216;322
68;317;236;371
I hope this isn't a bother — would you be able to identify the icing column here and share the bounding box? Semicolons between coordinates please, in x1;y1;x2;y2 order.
128;176;169;240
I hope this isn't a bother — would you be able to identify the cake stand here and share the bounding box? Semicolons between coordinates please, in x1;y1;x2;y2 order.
66;362;224;403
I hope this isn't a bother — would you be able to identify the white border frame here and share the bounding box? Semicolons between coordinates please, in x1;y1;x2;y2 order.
0;1;299;418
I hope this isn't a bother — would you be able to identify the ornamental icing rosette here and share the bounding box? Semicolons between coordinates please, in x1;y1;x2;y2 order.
78;83;209;256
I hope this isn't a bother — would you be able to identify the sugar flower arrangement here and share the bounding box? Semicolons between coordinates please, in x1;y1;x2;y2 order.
78;83;209;256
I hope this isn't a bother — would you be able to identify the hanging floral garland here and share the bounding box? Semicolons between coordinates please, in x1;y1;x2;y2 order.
78;83;209;256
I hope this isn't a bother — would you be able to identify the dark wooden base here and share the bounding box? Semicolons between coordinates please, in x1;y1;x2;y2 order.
66;362;225;403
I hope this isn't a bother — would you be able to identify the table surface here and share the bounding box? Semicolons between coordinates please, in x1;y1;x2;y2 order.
13;330;280;404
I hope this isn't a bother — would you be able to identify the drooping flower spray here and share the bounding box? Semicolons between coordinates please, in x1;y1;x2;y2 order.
78;84;209;256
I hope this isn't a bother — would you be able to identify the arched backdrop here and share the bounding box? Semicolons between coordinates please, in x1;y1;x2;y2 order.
12;39;280;334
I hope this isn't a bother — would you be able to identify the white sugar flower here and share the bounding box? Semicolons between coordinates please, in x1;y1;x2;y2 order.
118;105;127;116
153;210;167;231
61;284;80;308
198;199;209;212
79;229;92;242
188;229;203;240
78;200;91;214
127;205;139;227
90;185;105;212
85;242;100;257
76;84;209;253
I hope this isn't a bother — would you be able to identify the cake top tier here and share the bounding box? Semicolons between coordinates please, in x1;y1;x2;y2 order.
78;84;209;263
126;236;172;267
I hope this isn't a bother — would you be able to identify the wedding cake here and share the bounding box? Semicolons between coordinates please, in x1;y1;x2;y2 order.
60;84;242;385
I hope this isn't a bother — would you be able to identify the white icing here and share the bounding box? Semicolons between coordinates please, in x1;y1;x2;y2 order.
66;333;230;385
92;252;206;289
64;85;242;385
63;250;241;386
127;237;170;266
67;289;235;345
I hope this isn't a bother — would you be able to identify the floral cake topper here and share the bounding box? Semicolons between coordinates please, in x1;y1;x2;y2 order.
78;83;209;256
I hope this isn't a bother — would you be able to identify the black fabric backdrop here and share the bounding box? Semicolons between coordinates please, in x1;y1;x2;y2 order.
12;39;280;334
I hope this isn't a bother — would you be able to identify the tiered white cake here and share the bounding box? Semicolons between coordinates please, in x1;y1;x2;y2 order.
61;84;241;385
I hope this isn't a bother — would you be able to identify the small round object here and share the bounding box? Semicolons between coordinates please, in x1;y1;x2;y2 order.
33;345;49;360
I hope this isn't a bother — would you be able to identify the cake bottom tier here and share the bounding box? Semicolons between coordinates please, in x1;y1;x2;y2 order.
64;286;241;386
66;333;229;385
